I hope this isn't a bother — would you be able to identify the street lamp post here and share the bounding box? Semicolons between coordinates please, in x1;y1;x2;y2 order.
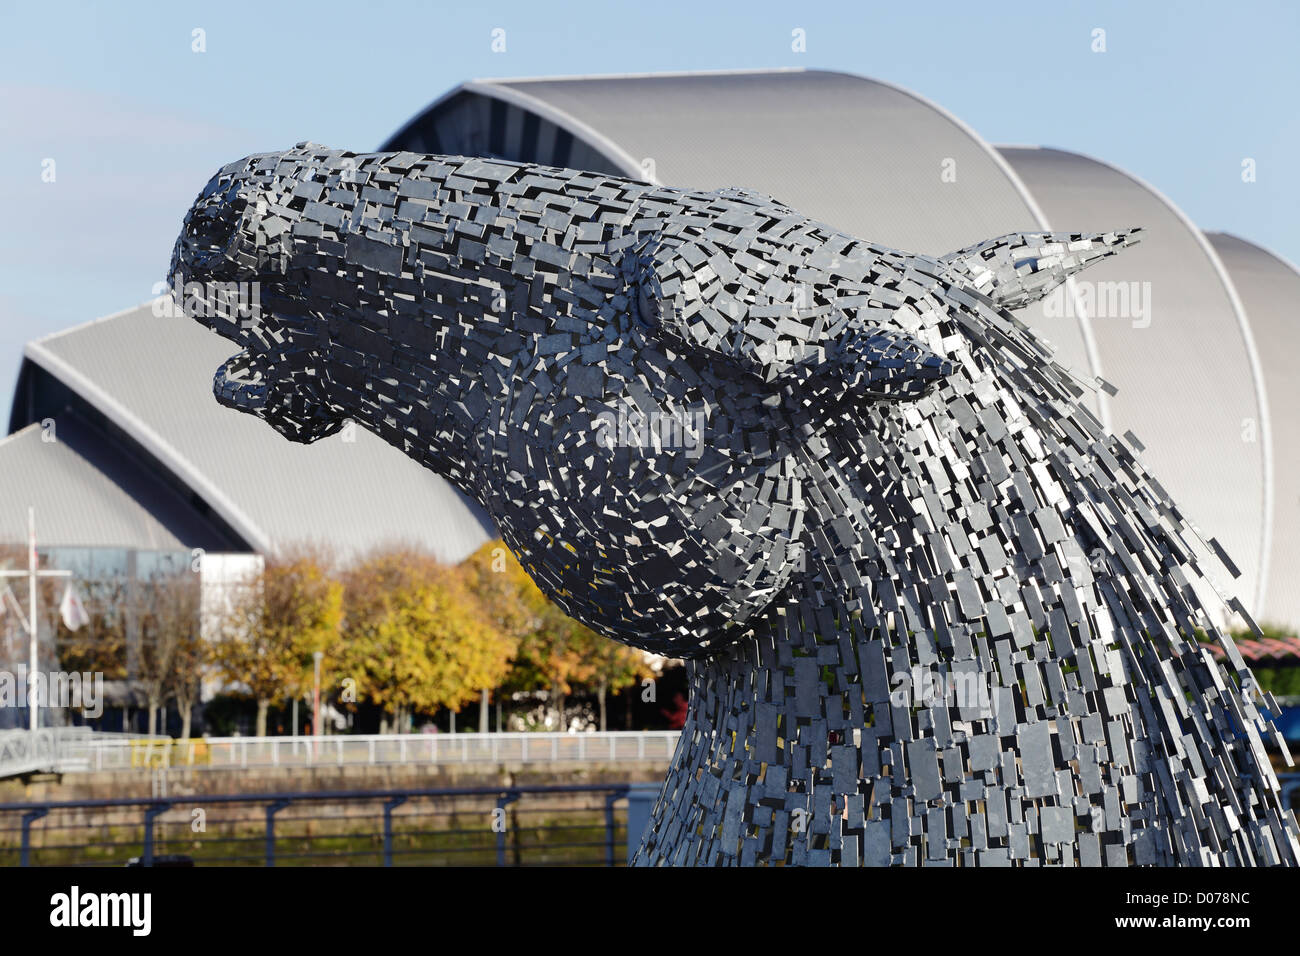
312;650;323;738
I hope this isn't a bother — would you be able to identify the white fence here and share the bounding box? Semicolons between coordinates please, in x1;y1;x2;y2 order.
0;727;167;778
52;731;682;773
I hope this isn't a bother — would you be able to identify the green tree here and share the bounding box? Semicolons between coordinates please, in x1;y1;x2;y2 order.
1230;623;1300;698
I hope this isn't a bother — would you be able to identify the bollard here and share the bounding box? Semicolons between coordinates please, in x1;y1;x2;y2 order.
624;784;660;864
383;795;408;866
142;802;171;867
495;791;520;866
264;799;291;866
20;808;49;867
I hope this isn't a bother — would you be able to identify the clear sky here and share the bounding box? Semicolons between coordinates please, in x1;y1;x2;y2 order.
2;0;1296;423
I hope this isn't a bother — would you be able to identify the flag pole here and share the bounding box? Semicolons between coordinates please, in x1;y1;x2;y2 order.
1;507;73;732
0;507;72;731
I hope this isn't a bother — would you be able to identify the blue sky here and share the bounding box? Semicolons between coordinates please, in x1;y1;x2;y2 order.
2;0;1296;422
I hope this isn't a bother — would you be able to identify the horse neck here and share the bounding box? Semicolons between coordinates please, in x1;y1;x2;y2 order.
678;582;873;777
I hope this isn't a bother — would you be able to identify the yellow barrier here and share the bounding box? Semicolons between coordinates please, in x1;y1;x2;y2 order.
127;739;212;768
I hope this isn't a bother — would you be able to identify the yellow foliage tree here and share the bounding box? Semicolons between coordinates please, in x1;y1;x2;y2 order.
339;548;515;732
463;541;651;730
458;543;538;729
209;551;343;737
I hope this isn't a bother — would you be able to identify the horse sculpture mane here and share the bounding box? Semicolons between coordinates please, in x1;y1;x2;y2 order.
171;143;1299;866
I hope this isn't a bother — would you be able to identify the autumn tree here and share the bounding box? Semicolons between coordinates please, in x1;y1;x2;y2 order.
459;543;538;729
585;637;655;731
500;615;594;730
338;548;514;732
465;541;648;731
164;575;208;740
210;551;343;737
137;569;202;736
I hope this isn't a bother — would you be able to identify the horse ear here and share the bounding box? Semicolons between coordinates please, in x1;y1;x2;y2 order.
635;229;954;402
942;229;1141;310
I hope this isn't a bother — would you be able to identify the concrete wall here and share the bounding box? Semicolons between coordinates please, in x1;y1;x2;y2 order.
1;759;668;803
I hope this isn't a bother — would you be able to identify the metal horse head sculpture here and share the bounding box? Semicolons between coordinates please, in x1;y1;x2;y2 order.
172;144;1299;866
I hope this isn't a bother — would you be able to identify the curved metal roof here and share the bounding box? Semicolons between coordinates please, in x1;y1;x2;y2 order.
0;418;195;551
998;146;1270;617
13;304;494;562
1206;231;1300;626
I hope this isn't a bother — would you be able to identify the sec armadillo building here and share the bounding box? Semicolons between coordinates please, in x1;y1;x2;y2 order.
4;68;1298;630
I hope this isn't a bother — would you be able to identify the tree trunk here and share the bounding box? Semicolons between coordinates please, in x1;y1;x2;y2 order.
256;698;269;737
552;683;565;732
479;688;490;733
147;693;161;735
598;680;608;732
625;689;633;731
173;681;195;739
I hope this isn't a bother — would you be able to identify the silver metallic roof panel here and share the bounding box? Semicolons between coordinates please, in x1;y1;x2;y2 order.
23;305;493;561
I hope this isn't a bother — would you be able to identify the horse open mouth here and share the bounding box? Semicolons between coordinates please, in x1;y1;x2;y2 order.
214;349;270;415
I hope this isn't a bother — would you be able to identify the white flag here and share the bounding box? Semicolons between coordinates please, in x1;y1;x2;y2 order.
59;583;90;631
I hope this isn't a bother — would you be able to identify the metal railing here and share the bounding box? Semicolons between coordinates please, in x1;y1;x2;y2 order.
0;727;168;779
5;778;1295;867
53;730;681;773
0;783;662;867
